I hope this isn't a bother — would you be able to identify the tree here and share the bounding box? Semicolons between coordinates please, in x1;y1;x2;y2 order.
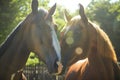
110;1;120;60
0;0;31;44
86;0;120;61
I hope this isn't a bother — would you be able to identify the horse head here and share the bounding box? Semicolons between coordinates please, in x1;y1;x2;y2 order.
23;0;62;74
61;4;89;72
60;4;117;74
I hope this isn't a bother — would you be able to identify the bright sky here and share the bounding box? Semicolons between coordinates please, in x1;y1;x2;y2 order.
49;0;91;12
49;0;118;13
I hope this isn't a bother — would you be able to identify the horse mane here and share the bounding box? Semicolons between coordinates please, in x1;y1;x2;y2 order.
89;22;117;62
0;22;23;58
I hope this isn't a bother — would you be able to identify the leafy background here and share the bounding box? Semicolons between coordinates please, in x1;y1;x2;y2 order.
0;0;120;66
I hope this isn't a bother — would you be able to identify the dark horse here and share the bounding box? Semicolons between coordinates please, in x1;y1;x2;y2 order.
60;4;120;80
0;0;63;79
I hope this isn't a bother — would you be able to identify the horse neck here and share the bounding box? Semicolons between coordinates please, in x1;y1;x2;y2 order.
0;22;30;75
87;23;117;62
86;26;116;80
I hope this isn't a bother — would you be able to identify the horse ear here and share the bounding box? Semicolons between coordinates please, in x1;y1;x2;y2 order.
79;4;88;24
32;0;38;14
45;3;56;20
48;3;56;16
64;9;72;22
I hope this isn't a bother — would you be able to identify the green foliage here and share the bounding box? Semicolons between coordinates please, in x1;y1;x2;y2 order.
0;0;31;44
86;0;120;60
26;52;40;66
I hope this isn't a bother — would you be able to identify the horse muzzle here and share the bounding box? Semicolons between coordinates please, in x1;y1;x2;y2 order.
56;61;63;75
46;59;63;75
52;61;63;75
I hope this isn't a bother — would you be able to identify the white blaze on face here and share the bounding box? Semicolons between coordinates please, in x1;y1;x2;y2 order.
48;21;61;61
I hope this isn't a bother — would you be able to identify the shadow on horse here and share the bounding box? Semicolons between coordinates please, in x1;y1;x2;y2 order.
0;0;63;79
60;4;120;80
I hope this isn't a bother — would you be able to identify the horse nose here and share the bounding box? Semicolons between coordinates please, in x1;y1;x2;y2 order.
48;58;63;75
56;61;63;74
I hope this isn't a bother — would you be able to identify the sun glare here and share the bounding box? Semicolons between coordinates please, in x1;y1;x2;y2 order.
49;0;91;12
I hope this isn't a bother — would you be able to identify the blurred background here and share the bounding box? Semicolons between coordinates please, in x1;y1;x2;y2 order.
0;0;120;79
0;0;120;66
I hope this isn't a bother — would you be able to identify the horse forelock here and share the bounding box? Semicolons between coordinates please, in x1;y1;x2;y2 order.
38;8;48;18
70;16;81;26
61;16;81;37
89;22;117;62
71;16;81;21
24;8;48;24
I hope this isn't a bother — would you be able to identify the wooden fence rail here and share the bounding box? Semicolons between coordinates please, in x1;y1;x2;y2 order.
23;62;120;80
23;63;64;80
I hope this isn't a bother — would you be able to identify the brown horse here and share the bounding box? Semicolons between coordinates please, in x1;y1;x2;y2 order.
0;0;62;79
60;4;120;80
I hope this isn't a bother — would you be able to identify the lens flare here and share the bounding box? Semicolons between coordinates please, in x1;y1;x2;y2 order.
66;37;74;45
75;47;83;55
